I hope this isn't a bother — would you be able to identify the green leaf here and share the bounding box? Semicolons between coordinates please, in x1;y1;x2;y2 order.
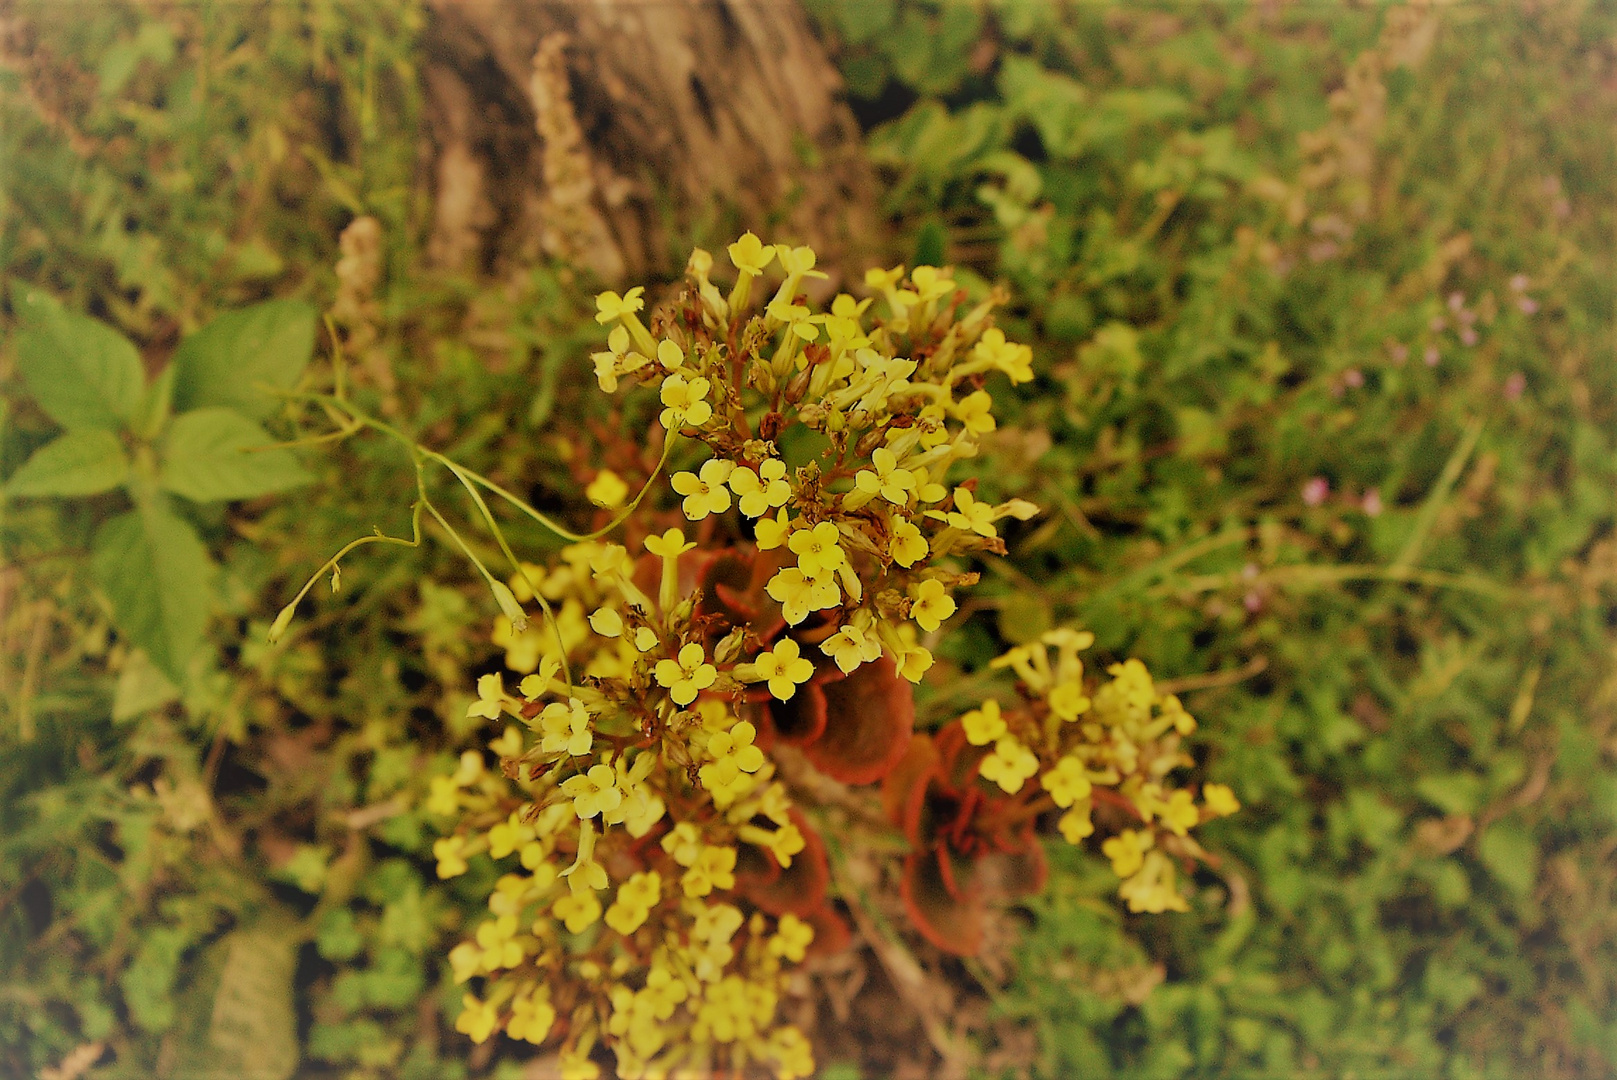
171;298;317;419
91;503;216;682
160;408;312;502
174;921;300;1080
119;925;189;1032
13;288;146;431
1477;822;1537;897
112;649;181;721
4;429;129;497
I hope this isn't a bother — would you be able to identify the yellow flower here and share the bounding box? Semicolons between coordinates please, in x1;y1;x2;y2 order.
653;642;718;706
1041;755;1093;808
660;822;703;867
588;607;623;637
488;725;524;758
659;373;713;429
728;458;791;517
474;913;524;970
492;616;545;673
755;508;793;550
768;913;815;963
909;579;957;632
899;645;934;683
434;836;469;879
656;339;688;372
559;1049;601;1080
776;244;821;277
1058;805;1095;844
761;821;806;868
978;736;1039;794
507;990;556;1045
705;720;765;774
973;327;1035;383
953;389;997;435
681;846;737;898
488;812;537;859
643;527;696;560
766;567;840;625
854;447;917;505
890;518;929;567
452;749;485;786
455;993;499;1043
946;487;998;537
604;870;662;935
467;673;505;720
553;889;603;933
820;622;882;674
594;286;645;325
560;763;623;819
1102;828;1152;879
1203;783;1241;817
671;458;735;520
769;1026;816;1080
910;265;956;302
1048;680;1091;720
590;325;647;392
539;697;593;757
426;775;460;817
865;264;905;291
728;231;775;276
448;941;482;983
788;521;848;581
752;638;815;700
1161;789;1200;836
961;699;1006;746
585;468;630;507
1118;850;1189;914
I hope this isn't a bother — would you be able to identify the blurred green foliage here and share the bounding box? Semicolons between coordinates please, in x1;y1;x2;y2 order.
2;1;1614;1078
807;0;1617;1076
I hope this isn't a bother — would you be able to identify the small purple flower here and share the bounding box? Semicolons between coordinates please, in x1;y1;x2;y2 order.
1510;274;1530;293
1243;590;1263;614
1302;476;1329;507
1447;291;1466;312
1387;342;1409;364
1343;368;1365;388
1504;372;1526;401
1459;327;1479;347
1361;488;1383;517
1424;346;1441;367
1242;562;1260;581
1517;297;1539;315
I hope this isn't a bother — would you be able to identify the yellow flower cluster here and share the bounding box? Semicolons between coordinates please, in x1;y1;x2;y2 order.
428;236;1047;1075
954;630;1239;914
609;234;1040;687
432;548;818;1077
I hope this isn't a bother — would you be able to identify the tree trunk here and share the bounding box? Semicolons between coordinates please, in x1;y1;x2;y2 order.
420;0;879;287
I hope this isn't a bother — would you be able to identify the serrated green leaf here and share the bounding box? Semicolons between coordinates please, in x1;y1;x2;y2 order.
4;429;129;497
90;503;216;682
160;408;312;502
13;289;146;431
174;921;300;1080
172;298;317;419
208;926;300;1080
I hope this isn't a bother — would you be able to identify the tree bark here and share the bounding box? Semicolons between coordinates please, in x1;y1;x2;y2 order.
421;0;879;287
